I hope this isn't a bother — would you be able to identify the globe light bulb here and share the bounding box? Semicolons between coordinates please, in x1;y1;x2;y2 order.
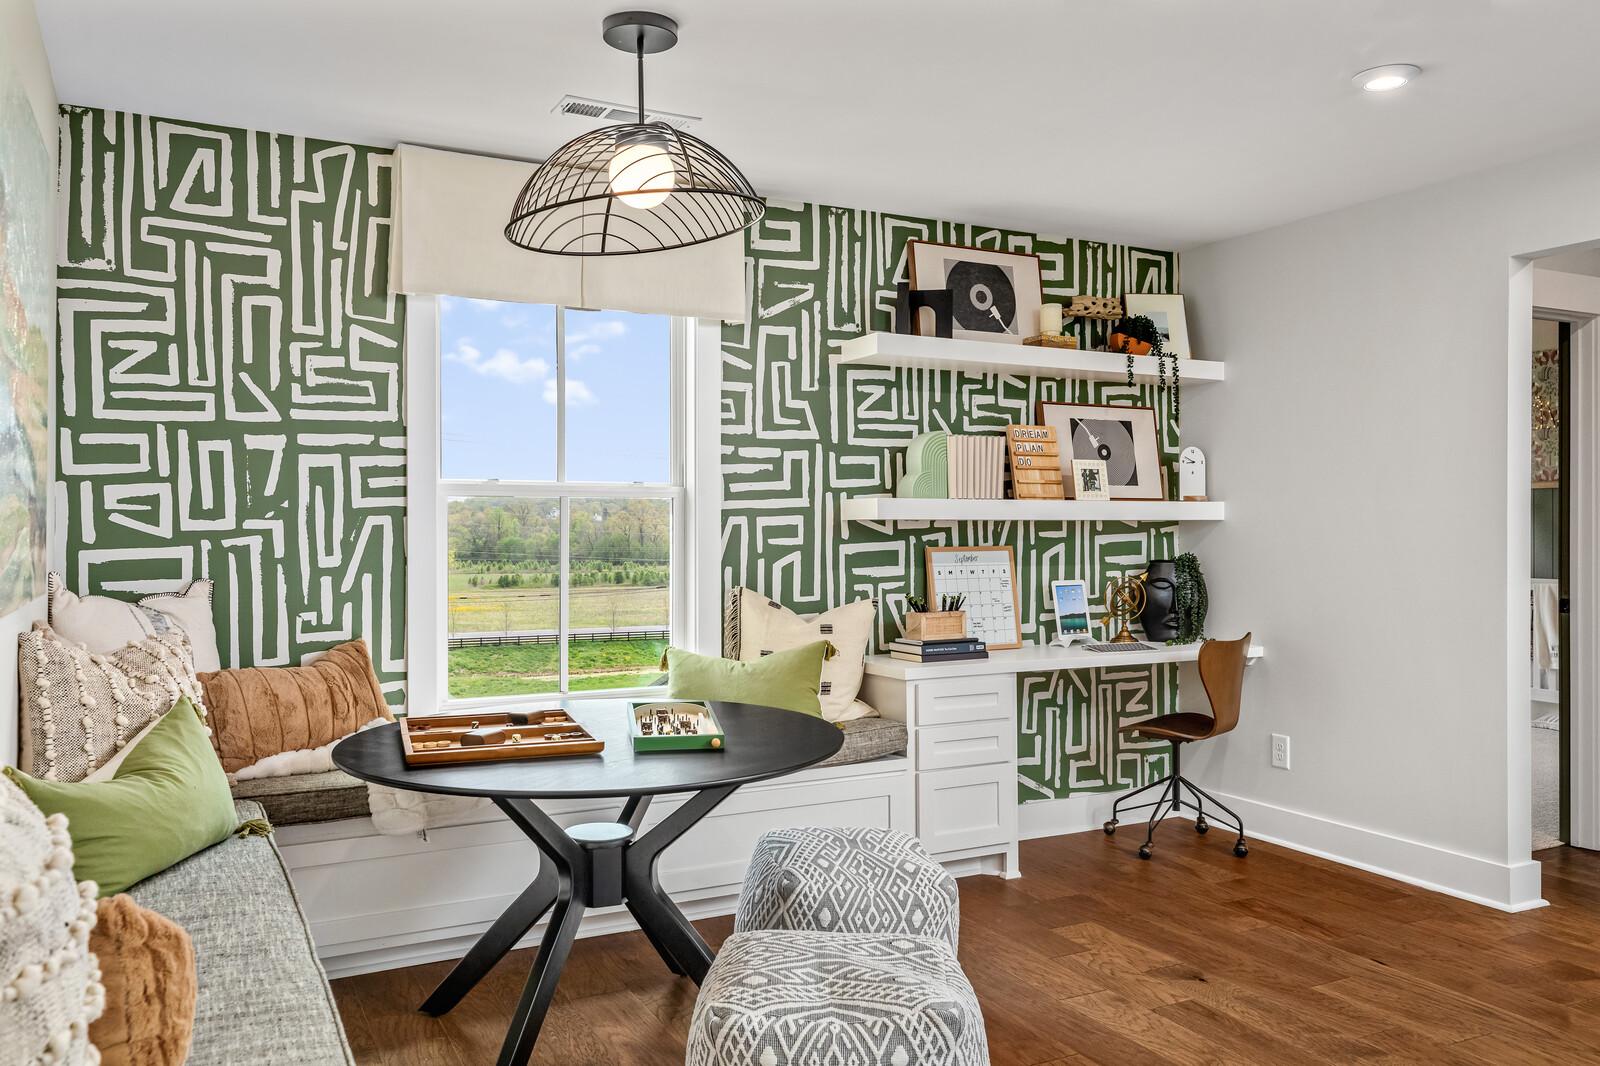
608;142;676;209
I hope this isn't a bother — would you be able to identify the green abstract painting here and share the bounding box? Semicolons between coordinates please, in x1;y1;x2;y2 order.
0;65;52;617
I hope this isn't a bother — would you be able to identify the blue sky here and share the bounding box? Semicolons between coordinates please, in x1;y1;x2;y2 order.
439;297;671;483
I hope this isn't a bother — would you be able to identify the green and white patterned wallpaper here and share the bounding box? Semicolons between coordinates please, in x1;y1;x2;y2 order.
56;107;406;702
722;201;1181;801
55;106;1183;792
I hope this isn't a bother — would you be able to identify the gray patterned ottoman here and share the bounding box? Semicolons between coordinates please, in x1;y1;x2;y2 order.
685;930;989;1066
735;826;960;950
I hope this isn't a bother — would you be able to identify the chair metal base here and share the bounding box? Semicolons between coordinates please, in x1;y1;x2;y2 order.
1102;741;1248;859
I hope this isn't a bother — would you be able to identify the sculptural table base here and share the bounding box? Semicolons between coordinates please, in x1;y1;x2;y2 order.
417;787;735;1066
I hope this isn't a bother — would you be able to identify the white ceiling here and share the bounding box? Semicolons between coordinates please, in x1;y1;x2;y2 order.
36;0;1600;249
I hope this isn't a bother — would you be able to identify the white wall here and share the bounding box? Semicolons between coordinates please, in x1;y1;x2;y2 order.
0;0;57;767
1179;137;1600;910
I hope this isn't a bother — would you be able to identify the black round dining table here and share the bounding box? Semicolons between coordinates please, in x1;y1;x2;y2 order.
332;700;843;1066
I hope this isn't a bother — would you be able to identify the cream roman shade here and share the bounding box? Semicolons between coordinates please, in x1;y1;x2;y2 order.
390;144;747;322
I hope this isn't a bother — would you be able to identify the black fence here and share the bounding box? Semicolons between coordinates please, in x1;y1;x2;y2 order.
448;625;670;650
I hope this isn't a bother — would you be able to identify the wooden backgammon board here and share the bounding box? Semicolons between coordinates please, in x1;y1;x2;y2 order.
399;709;604;766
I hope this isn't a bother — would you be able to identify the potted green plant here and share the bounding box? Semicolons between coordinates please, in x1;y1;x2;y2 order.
1108;314;1164;357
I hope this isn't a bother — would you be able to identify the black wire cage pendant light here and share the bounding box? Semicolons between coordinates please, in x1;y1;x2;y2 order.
505;11;765;256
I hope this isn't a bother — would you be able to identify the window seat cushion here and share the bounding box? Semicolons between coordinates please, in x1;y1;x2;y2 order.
817;716;907;768
228;717;905;829
229;769;371;826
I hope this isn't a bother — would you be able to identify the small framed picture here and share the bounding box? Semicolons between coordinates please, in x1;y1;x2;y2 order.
909;240;1043;345
1039;400;1163;500
1070;459;1112;501
1123;294;1191;358
1050;579;1092;647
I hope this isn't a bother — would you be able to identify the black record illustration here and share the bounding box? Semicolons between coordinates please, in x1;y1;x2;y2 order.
945;260;1017;334
1070;418;1138;486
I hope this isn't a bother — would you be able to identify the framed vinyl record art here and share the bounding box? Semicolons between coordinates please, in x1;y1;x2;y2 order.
1037;401;1164;500
908;240;1042;345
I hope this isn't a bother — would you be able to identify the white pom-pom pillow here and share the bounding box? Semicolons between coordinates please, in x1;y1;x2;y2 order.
0;775;105;1066
48;572;222;673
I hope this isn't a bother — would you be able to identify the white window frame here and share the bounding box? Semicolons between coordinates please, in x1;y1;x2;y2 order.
405;297;722;713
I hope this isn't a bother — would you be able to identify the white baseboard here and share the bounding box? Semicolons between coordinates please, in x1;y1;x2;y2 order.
1022;786;1546;913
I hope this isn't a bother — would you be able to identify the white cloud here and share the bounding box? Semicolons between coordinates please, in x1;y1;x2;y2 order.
466;298;501;311
568;343;600;361
445;342;549;385
543;378;596;406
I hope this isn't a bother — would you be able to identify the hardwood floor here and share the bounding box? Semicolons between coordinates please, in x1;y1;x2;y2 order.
331;831;1600;1065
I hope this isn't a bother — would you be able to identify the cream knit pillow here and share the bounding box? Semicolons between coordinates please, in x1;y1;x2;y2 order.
17;624;205;783
724;588;877;722
0;775;105;1066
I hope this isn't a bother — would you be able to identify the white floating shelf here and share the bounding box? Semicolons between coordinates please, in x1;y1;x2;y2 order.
840;496;1225;524
834;331;1224;385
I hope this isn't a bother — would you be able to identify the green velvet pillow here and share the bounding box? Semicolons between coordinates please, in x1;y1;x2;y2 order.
3;697;238;896
666;642;829;717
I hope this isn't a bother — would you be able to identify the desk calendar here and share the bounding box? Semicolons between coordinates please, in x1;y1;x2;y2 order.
925;545;1022;649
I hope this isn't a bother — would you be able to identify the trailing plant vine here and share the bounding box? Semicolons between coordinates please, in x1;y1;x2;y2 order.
1173;552;1208;644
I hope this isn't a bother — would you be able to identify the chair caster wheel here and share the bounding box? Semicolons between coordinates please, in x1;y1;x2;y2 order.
1195;818;1209;835
1138;843;1153;860
1103;820;1118;836
1233;841;1249;857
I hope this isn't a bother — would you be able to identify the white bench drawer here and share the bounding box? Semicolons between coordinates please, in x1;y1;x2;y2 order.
916;718;1014;771
916;763;1015;855
912;675;1012;727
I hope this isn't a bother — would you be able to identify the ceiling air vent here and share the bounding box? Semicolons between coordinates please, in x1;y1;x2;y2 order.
552;94;699;130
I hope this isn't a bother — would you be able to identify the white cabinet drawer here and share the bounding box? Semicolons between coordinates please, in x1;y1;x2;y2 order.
912;675;1012;727
916;718;1014;771
916;764;1015;856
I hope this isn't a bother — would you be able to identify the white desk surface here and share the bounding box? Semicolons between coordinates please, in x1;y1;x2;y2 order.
863;640;1266;681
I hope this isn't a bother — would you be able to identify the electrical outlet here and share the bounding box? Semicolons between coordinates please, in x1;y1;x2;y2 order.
1271;733;1291;770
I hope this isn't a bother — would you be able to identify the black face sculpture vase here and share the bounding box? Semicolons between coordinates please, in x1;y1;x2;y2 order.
1138;560;1179;642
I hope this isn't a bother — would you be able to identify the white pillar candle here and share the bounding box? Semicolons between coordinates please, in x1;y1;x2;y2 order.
1039;303;1063;335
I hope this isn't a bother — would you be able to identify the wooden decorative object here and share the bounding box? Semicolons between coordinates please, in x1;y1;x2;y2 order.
1005;425;1064;500
400;709;604;766
1063;295;1123;320
903;610;968;641
630;701;726;751
1022;334;1080;348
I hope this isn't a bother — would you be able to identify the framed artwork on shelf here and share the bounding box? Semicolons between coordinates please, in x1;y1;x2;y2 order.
1122;293;1192;358
1038;400;1164;500
1069;459;1112;501
908;240;1042;345
925;545;1021;650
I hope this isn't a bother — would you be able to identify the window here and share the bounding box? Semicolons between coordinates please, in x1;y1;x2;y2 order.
413;296;695;706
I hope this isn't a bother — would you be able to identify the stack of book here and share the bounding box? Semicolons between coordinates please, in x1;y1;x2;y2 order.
887;637;989;664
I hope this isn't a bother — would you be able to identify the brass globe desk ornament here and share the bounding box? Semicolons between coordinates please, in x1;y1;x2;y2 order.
1103;575;1148;644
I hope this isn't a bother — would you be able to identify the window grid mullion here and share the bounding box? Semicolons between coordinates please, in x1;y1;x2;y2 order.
559;495;571;693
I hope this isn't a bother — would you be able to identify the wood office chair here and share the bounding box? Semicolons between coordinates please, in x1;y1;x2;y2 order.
1103;633;1252;860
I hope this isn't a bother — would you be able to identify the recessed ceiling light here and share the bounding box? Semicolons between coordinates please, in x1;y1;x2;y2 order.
1353;64;1421;93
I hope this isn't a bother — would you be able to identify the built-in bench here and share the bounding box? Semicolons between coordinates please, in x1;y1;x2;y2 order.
235;716;911;827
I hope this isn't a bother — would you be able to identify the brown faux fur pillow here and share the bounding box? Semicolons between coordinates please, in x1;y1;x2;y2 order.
198;639;393;774
89;894;197;1066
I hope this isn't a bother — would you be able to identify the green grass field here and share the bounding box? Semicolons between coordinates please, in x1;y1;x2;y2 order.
447;638;668;698
447;576;668;635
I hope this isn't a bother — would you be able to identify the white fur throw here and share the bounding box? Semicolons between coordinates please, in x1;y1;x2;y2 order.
229;718;386;783
0;776;105;1065
18;624;205;783
367;785;491;836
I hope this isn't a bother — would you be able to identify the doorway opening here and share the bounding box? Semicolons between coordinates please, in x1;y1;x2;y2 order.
1529;245;1600;857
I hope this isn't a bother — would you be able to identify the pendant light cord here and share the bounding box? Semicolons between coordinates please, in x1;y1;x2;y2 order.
636;31;646;122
